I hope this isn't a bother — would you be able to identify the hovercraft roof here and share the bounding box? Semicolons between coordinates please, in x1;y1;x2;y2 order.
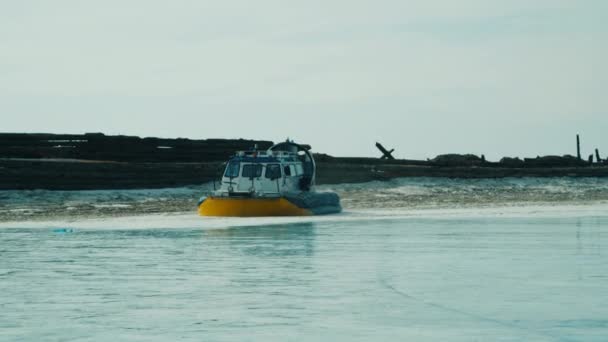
229;156;279;163
270;141;311;153
229;149;298;163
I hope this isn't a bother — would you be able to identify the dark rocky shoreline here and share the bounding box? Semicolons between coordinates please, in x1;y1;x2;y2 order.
1;133;608;190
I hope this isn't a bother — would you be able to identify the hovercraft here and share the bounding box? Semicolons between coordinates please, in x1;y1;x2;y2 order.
198;141;341;217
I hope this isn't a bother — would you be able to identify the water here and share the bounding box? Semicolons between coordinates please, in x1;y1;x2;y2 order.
1;178;608;341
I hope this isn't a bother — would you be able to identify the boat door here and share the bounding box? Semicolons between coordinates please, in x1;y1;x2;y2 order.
281;163;299;191
258;163;282;194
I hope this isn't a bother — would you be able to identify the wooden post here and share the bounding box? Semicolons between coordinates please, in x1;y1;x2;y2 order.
596;148;602;163
577;134;581;160
375;142;395;160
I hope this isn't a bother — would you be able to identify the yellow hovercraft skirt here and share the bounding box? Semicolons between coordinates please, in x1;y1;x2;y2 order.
198;197;313;217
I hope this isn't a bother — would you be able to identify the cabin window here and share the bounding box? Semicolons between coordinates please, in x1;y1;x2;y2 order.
295;164;304;176
284;165;291;176
224;161;240;178
289;165;296;176
265;164;281;179
242;164;263;178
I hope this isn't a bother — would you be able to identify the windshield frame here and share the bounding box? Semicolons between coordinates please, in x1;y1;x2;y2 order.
224;160;240;178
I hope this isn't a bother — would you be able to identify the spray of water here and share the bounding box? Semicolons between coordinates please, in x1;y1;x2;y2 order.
1;177;608;226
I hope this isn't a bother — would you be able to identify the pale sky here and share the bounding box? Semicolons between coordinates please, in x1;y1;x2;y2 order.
1;1;607;160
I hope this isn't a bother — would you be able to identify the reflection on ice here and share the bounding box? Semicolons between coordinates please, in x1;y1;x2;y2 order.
2;202;608;230
204;223;316;258
1;210;608;340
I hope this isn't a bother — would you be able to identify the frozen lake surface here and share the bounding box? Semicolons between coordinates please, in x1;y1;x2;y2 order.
1;178;608;341
2;211;608;341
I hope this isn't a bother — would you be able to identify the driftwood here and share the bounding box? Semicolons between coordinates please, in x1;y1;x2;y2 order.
375;142;395;160
577;134;581;160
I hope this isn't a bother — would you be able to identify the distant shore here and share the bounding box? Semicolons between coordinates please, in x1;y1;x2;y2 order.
1;133;608;190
